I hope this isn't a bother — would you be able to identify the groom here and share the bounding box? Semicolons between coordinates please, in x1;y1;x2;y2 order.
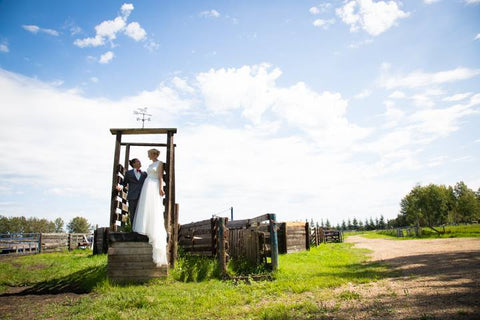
120;158;147;225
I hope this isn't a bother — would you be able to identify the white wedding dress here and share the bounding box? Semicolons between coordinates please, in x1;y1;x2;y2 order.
133;160;168;265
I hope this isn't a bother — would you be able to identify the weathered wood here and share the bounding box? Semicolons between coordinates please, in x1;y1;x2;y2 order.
110;128;177;135
108;232;149;243
216;217;227;276
108;247;153;255
268;213;279;271
110;132;122;231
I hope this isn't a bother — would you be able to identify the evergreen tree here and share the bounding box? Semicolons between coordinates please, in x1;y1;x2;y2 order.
341;220;346;230
352;217;359;230
325;219;331;228
378;215;386;229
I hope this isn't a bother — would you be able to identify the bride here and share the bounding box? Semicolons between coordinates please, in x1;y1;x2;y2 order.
133;148;168;266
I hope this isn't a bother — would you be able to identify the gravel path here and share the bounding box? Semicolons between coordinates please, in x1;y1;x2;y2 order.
331;236;480;319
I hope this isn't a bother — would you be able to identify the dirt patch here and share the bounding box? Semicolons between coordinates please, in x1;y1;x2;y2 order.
326;236;480;319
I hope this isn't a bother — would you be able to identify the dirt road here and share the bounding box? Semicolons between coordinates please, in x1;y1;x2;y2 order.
335;236;480;319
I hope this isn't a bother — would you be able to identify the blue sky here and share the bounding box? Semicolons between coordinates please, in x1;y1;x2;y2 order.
0;0;479;229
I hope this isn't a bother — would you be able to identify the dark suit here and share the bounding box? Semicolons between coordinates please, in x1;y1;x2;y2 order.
123;169;147;224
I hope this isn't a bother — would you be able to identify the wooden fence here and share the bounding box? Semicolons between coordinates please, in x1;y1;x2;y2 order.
177;213;279;273
277;222;310;254
310;227;343;246
0;233;92;255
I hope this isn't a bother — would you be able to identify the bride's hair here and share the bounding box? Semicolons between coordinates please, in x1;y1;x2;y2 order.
148;148;160;157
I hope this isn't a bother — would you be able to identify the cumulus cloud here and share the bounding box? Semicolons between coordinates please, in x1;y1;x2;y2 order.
475;33;480;40
380;67;480;89
200;10;220;18
310;7;320;14
443;92;472;102
99;51;115;64
0;42;8;53
74;3;147;48
125;22;147;41
313;18;335;29
22;25;59;36
336;0;409;36
465;0;480;4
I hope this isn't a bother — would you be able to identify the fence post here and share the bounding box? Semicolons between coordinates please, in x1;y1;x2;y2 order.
68;233;73;251
305;222;310;251
268;213;279;271
38;233;43;253
216;218;227;277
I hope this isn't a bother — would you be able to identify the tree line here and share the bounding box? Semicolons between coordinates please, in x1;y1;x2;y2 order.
310;216;387;231
389;181;480;233
0;215;93;234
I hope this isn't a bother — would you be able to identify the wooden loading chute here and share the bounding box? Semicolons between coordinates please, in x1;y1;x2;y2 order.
109;128;178;270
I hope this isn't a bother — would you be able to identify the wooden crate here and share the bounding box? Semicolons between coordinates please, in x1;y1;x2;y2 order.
107;232;168;284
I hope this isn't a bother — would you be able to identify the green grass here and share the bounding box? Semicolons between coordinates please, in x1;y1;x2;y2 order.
0;243;391;319
0;249;106;294
348;224;480;240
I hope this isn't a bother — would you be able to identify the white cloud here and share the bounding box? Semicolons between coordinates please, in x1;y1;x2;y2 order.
380;67;480;89
0;42;8;53
74;3;147;48
443;92;472;102
389;90;406;99
465;0;480;4
349;38;373;48
313;18;335;29
355;89;372;99
125;22;147;41
309;7;320;15
200;10;220;18
424;0;439;4
144;39;160;52
475;33;480;40
90;77;99;83
336;0;409;36
172;77;195;94
99;51;114;64
22;25;60;36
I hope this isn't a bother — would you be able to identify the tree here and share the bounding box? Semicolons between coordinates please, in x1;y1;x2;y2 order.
54;218;65;233
67;217;91;233
358;220;364;230
352;217;359;230
378;215;386;229
400;184;450;233
341;220;346;230
453;181;480;223
325;219;331;228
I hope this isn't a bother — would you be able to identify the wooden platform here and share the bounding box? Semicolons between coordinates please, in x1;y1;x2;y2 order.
107;232;168;284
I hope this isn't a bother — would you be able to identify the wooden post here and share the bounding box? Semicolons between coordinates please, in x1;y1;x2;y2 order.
110;132;122;231
124;143;131;172
268;213;279;271
217;218;227;276
68;233;73;251
170;203;179;267
305;222;310;251
38;233;43;253
166;131;176;268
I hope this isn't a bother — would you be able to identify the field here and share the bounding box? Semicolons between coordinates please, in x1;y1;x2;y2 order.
1;228;479;319
345;224;480;240
0;244;388;319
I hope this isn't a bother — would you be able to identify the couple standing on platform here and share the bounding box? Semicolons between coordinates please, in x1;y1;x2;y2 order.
120;148;167;265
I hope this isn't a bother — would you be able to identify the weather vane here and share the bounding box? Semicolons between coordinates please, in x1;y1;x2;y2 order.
133;107;152;129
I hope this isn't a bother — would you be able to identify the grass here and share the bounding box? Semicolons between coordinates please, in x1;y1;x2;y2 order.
0;243;391;319
0;249;106;294
346;224;480;240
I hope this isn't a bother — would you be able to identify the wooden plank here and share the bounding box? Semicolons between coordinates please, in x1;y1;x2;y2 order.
107;261;157;269
110;242;152;249
108;247;153;255
110;128;177;135
110;131;122;231
108;254;153;263
108;232;149;243
180;219;212;229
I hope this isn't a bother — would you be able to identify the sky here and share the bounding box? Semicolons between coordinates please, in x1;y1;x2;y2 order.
0;0;479;229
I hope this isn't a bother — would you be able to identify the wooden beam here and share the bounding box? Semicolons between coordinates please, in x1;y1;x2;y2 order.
120;142;176;147
110;132;122;231
268;213;279;271
110;128;177;135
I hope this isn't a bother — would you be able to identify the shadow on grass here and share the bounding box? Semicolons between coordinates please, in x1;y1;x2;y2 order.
0;264;106;296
